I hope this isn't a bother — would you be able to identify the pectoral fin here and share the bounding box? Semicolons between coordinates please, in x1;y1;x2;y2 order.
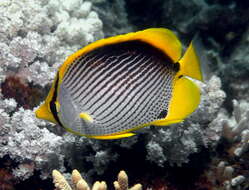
79;112;94;123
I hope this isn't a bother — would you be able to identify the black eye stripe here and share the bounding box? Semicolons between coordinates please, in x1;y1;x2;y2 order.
50;73;64;127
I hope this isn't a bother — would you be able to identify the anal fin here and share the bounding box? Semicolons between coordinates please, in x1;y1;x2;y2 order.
91;133;136;140
151;119;183;126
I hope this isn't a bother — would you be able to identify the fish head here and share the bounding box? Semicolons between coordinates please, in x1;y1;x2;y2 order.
35;74;59;124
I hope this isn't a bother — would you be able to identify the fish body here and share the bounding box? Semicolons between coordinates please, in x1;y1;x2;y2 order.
35;28;203;140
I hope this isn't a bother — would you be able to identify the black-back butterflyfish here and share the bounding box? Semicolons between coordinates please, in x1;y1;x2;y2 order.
35;28;203;140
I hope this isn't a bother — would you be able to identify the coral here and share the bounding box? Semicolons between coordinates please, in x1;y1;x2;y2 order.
91;0;133;36
1;76;44;109
0;0;103;182
0;168;15;190
194;99;249;190
61;75;226;182
62;135;121;176
146;76;226;166
0;0;239;187
52;169;142;190
221;99;249;158
0;106;65;180
214;161;246;190
53;170;73;190
0;0;103;87
114;171;142;190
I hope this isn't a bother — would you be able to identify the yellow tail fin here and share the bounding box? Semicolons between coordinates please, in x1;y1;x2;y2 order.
178;36;203;81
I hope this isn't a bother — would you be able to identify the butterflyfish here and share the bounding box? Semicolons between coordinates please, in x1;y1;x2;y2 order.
35;28;203;140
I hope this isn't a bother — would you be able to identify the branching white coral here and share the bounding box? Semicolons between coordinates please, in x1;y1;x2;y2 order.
222;100;249;157
0;0;103;86
0;106;65;180
204;99;249;190
213;161;246;190
0;0;103;181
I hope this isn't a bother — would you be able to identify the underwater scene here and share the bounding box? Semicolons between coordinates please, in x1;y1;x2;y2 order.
0;0;249;189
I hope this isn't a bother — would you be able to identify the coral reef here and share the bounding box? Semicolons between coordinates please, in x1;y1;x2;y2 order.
125;0;249;106
91;0;133;36
52;169;142;190
146;77;226;166
218;100;249;189
0;0;103;87
0;0;248;189
0;0;227;181
0;168;16;190
222;99;249;157
58;75;226;186
0;106;65;180
0;0;103;181
1;76;44;109
192;99;249;190
0;74;227;186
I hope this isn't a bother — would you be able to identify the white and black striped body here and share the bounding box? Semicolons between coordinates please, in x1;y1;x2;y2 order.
58;41;179;136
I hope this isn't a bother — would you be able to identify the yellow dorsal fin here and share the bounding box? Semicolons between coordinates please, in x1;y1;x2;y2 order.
135;28;182;62
79;112;94;123
59;28;182;81
178;36;203;81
